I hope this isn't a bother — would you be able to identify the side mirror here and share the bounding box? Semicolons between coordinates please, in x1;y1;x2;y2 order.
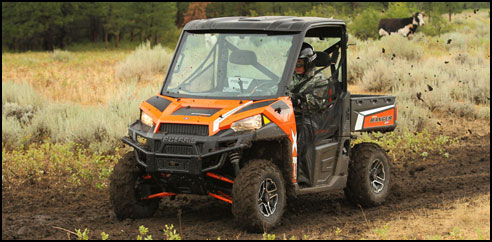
229;50;257;65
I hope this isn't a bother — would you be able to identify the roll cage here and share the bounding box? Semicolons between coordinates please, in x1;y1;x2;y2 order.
160;17;347;100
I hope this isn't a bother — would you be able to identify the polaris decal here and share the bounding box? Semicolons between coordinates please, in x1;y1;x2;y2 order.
354;104;395;131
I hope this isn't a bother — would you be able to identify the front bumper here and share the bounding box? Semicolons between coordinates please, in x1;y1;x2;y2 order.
123;121;253;175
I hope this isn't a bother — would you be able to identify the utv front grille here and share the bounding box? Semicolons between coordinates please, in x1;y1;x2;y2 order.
164;145;195;155
159;123;209;136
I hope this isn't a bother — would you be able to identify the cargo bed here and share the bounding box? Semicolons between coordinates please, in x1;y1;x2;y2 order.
349;94;397;132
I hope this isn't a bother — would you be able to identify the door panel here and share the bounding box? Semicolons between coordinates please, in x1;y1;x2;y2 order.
314;141;338;185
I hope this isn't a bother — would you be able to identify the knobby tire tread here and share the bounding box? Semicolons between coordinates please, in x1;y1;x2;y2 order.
344;142;392;208
109;151;159;220
231;159;286;233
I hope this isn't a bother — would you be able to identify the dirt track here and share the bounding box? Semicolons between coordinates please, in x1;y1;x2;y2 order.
2;118;490;240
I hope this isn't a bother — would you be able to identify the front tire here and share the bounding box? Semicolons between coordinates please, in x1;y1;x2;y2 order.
232;159;286;233
110;151;160;220
344;142;392;207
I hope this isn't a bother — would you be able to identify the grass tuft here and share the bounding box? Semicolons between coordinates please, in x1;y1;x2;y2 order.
115;41;173;82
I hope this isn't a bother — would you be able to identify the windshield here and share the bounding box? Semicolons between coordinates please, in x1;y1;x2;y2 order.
163;32;295;99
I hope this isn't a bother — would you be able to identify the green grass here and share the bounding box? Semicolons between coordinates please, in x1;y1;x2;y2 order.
2;141;124;190
352;129;460;163
67;224;487;240
69;224;181;240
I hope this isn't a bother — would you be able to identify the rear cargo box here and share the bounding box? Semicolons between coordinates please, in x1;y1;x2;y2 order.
350;94;396;132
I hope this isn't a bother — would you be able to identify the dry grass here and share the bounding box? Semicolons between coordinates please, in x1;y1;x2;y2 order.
2;79;160;153
347;8;490;132
360;193;490;240
2;50;163;105
115;41;173;83
1;8;490;240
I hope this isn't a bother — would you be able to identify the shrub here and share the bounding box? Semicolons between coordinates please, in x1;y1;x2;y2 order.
51;49;71;62
383;2;416;19
475;106;490;119
453;52;478;66
2;81;45;109
3;102;36;126
1;81;159;153
115;41;173;82
2;114;23;148
303;4;338;18
376;34;423;61
444;59;490;105
392;86;434;133
347;37;382;84
359;60;396;92
440;32;469;51
348;34;424;86
349;9;382;40
447;102;475;118
420;14;454;37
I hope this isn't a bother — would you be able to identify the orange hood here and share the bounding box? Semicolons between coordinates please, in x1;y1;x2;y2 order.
139;95;290;136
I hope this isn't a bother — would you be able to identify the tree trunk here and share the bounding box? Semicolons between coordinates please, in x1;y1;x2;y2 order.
14;38;19;51
448;12;452;22
90;16;98;42
58;29;67;49
115;32;120;48
148;34;153;46
43;35;54;51
105;31;109;49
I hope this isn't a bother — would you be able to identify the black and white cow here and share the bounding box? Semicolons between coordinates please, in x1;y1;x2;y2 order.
378;12;425;38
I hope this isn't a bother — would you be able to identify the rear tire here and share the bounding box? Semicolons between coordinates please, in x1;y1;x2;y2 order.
232;159;286;233
110;151;160;220
344;142;391;207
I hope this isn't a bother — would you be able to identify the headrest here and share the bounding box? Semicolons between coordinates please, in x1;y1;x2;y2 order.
230;50;257;65
313;51;331;67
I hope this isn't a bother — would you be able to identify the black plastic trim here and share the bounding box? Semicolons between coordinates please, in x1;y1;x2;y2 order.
235;100;277;114
172;107;221;116
145;96;172;112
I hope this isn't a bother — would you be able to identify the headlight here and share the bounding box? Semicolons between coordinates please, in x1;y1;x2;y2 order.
140;111;154;127
231;114;262;132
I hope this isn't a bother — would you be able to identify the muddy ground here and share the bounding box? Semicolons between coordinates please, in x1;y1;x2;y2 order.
2;118;490;240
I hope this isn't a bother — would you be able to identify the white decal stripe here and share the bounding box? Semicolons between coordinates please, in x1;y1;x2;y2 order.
213;101;253;132
292;156;297;181
291;129;297;154
359;104;395;116
355;113;364;131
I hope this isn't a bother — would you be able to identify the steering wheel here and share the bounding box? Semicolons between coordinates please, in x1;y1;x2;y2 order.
249;80;278;95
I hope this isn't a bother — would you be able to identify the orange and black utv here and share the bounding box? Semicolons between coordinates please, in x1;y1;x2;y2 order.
110;16;397;232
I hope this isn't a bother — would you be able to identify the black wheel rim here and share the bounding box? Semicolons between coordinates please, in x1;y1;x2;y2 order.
369;159;386;194
257;178;279;217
